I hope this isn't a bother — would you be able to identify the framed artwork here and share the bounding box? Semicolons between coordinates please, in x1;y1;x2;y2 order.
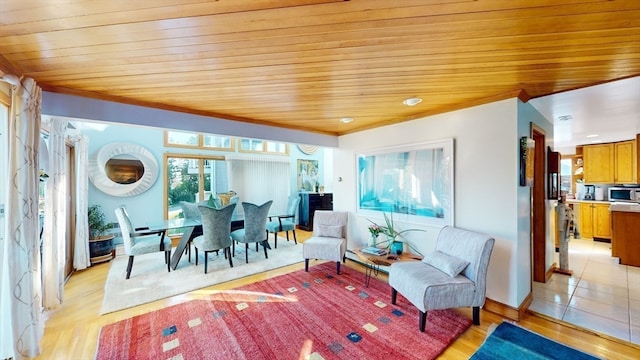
356;138;454;227
297;159;319;191
520;137;535;186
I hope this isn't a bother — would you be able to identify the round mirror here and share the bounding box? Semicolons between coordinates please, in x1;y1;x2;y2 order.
89;143;158;197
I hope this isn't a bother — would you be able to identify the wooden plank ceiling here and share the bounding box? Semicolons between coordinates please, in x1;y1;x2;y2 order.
1;0;639;136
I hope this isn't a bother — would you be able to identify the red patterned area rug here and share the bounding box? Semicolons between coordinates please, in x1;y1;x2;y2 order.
96;262;472;360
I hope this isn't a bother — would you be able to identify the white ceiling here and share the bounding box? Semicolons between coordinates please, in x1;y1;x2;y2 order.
530;76;640;155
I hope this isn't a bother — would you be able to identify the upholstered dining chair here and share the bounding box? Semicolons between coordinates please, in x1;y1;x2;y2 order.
266;195;300;248
230;201;273;263
114;206;172;279
303;210;348;274
193;203;236;273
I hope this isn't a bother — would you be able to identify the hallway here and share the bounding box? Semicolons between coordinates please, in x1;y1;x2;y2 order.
531;238;640;345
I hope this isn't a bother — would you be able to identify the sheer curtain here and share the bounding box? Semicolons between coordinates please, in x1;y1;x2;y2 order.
41;117;68;309
72;135;90;270
1;77;44;358
226;154;290;215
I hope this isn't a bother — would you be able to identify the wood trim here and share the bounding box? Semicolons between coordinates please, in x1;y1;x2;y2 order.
546;262;557;282
484;293;533;322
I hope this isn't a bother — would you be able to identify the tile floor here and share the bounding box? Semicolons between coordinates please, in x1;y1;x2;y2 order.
530;237;640;345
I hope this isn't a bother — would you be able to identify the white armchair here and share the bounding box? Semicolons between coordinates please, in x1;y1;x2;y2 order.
303;210;348;274
389;226;495;332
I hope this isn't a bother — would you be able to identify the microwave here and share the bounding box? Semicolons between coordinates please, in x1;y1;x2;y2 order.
608;187;640;202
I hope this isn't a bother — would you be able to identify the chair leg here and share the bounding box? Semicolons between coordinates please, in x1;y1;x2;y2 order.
336;261;341;274
262;241;268;259
292;229;297;244
305;258;309;272
285;231;290;243
227;247;233;268
473;306;480;325
274;231;278;248
204;251;208;274
166;251;171;272
391;288;397;304
245;243;249;263
125;256;134;279
195;248;199;266
419;311;427;332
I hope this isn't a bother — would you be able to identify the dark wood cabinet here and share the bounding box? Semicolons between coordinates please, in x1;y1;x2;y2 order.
298;193;333;231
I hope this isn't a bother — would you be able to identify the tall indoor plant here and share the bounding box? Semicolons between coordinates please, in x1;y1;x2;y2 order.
88;204;115;264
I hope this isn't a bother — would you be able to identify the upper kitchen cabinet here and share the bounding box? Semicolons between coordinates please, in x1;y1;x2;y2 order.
583;138;638;184
583;143;614;183
614;140;637;184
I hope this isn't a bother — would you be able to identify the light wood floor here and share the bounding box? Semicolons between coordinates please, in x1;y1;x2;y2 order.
36;230;639;359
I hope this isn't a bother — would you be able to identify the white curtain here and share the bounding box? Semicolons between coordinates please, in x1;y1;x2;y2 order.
73;135;90;270
41;118;67;309
226;155;290;215
1;77;44;358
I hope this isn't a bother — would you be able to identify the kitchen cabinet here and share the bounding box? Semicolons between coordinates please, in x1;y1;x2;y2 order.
298;193;333;231
583;139;637;184
583;143;614;183
614;140;637;183
578;202;611;240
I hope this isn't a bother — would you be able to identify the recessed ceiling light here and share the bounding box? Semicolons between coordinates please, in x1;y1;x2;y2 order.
340;117;353;123
586;134;599;138
403;97;422;106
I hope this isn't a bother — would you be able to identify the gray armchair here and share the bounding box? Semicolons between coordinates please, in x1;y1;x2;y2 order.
389;226;495;332
193;203;236;273
266;195;300;248
230;201;273;263
114;206;172;279
303;210;348;274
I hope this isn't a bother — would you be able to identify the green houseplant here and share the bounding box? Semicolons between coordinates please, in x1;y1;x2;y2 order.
88;205;115;264
368;212;425;255
88;204;112;240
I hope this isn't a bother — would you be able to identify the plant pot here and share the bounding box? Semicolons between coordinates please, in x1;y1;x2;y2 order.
89;235;115;264
390;241;404;255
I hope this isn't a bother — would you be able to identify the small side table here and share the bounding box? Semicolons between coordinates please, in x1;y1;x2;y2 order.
348;247;423;287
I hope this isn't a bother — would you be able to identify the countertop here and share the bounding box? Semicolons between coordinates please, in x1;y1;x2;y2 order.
566;199;640;213
565;199;611;204
609;202;640;213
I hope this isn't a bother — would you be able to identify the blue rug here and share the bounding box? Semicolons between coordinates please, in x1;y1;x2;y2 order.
470;322;601;360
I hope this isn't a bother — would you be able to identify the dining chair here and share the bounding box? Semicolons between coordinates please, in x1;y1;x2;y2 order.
265;195;300;248
193;203;236;273
114;206;172;279
230;201;273;263
178;200;209;262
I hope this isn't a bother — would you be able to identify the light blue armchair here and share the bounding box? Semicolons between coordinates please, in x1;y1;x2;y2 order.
266;195;300;248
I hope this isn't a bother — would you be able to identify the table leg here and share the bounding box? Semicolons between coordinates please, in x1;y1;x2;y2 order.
170;226;197;270
363;262;380;288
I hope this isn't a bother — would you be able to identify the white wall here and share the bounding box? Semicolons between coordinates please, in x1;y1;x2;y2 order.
337;99;527;307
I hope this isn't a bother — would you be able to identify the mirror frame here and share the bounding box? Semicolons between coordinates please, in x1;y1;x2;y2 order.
89;142;158;197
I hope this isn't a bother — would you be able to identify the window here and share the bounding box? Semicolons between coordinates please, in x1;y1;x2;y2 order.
239;138;289;155
165;130;234;151
165;154;228;221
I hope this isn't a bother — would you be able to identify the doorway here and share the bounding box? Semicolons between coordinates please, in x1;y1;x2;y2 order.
532;125;547;283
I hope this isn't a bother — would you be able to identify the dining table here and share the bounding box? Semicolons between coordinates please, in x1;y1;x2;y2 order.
147;214;246;270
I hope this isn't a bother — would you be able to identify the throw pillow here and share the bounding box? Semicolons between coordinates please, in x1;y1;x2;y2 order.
422;250;470;277
316;225;343;238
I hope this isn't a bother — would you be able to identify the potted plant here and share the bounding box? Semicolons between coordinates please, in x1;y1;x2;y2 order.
88;205;115;264
369;212;424;256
